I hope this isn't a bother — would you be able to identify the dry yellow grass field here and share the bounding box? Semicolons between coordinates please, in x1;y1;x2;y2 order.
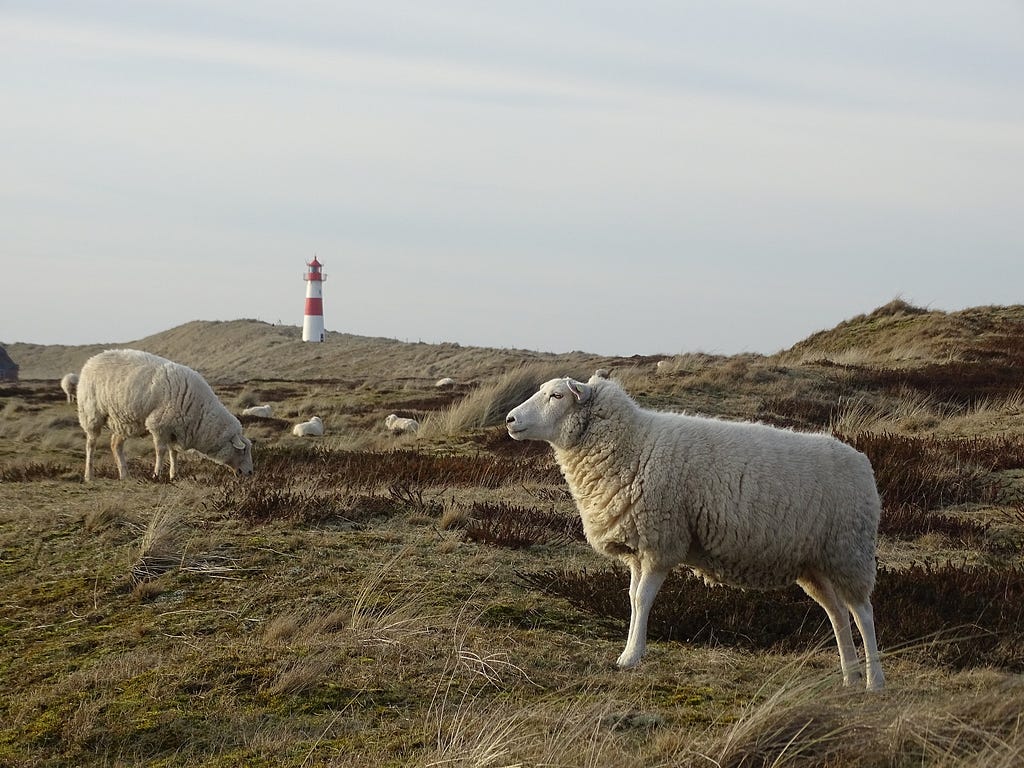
3;300;1024;766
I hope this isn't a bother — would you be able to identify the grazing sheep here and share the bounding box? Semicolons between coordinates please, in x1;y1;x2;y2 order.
242;404;274;418
384;413;419;435
60;372;79;403
292;416;324;437
434;377;457;388
77;349;253;481
506;374;884;690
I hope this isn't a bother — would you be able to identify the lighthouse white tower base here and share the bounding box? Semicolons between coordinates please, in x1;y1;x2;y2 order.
302;312;324;343
302;257;326;342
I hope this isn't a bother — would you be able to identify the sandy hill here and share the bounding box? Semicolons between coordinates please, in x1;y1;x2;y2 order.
777;300;1024;367
3;320;651;384
6;302;1024;383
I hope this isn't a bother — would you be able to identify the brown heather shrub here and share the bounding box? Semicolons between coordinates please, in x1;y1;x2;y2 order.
520;563;1024;670
0;383;66;404
469;425;552;458
879;503;993;545
836;431;1008;511
876;562;1024;671
204;476;357;525
845;362;1024;406
0;460;76;482
520;568;824;650
459;501;584;549
250;443;561;490
756;395;837;430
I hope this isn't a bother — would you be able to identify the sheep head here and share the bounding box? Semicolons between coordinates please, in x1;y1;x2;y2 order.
212;432;254;476
506;377;592;449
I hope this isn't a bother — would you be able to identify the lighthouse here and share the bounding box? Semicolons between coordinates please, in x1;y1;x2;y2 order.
302;257;327;342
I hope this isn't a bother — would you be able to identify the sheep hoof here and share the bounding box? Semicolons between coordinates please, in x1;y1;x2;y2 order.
616;653;641;670
842;671;865;687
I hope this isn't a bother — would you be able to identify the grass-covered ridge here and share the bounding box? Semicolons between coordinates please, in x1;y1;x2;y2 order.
3;302;1024;766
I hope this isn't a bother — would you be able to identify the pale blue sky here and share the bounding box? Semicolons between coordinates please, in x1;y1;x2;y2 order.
2;2;1022;355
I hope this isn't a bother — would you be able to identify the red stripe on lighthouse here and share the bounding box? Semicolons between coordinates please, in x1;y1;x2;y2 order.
304;298;323;315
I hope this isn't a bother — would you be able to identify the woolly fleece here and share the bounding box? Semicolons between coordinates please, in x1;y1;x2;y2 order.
77;349;253;480
507;374;884;690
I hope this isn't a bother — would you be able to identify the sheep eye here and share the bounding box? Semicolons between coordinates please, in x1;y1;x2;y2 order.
550;392;563;400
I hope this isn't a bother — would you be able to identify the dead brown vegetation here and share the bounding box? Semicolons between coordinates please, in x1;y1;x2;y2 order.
520;562;1024;671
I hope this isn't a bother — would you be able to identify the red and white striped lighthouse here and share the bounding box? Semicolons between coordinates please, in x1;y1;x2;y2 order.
302;257;327;342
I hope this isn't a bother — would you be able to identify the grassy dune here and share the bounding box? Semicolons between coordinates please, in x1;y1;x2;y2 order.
3;302;1024;766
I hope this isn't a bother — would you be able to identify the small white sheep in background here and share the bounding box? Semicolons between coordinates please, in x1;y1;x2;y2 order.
292;416;324;437
384;414;419;435
77;349;253;481
506;373;884;691
242;404;274;418
60;372;79;403
434;377;457;388
655;359;671;375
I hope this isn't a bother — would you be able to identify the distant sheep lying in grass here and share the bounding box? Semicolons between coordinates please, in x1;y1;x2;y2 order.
435;377;457;388
60;372;78;403
77;349;253;481
384;414;419;435
242;404;274;418
506;373;885;690
292;416;324;437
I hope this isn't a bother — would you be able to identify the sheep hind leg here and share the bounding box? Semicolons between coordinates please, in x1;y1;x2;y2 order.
849;599;884;691
151;434;165;479
110;434;129;480
151;434;178;480
616;563;668;669
797;573;862;687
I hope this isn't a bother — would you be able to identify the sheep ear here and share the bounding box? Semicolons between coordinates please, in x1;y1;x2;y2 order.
566;379;592;403
231;435;247;451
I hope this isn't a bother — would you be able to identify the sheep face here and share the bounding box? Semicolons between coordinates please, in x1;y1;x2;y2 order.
506;377;592;448
211;433;253;475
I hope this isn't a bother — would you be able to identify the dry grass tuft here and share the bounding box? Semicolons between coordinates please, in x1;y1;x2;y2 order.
424;361;579;435
130;508;186;584
693;664;860;768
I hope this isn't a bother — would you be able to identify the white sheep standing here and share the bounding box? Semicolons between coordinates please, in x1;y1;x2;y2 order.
60;372;79;403
77;349;253;481
384;413;419;435
242;404;274;418
292;416;324;437
506;374;884;690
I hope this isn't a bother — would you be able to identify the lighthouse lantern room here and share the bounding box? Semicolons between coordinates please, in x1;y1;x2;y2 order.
302;257;327;342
